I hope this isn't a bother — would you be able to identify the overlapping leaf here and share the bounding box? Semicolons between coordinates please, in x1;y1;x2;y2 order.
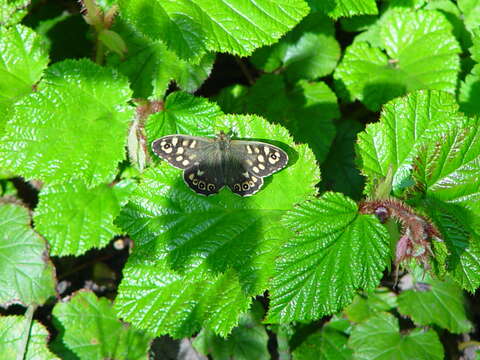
118;0;309;61
52;291;152;360
398;277;472;333
308;0;378;19
413;116;480;227
34;180;135;256
251;13;340;81
0;25;48;129
0;59;133;186
115;112;319;336
193;301;269;360
0;316;58;360
334;10;461;110
292;318;352;360
108;19;215;98
349;312;444;359
356;90;464;194
216;75;339;164
344;288;397;322
0;204;55;305
267;192;390;322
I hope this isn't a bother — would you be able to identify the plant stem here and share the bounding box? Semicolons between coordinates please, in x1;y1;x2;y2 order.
17;304;37;360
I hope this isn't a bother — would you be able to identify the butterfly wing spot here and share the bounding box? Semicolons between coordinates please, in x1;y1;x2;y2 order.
192;178;199;185
208;184;215;191
161;141;173;153
233;184;241;191
254;147;260;154
263;147;270;155
258;164;265;170
242;182;249;190
258;155;265;162
197;170;204;176
190;141;196;148
268;151;281;164
198;181;206;190
172;137;178;146
182;160;190;166
176;147;184;154
182;140;189;146
176;156;183;161
188;173;195;180
189;154;197;160
246;145;253;154
251;176;258;183
252;166;260;173
242;171;249;178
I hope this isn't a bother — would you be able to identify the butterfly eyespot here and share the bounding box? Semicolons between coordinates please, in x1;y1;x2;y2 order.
192;179;199;185
242;183;249;190
270;153;277;160
163;143;171;149
248;181;254;187
208;184;215;191
234;184;241;191
198;181;206;189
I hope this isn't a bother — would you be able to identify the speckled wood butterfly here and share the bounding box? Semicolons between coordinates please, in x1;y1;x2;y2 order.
152;131;288;196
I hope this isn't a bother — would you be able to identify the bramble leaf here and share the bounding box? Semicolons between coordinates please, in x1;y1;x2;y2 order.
0;204;55;306
218;74;339;164
0;0;30;26
108;19;214;98
52;291;153;360
0;59;134;186
349;312;444;360
251;13;340;81
356;90;464;195
344;288;397;323
0;316;58;360
118;0;309;61
0;25;48;129
397;277;472;333
193;301;269;360
334;10;460;110
115;114;319;336
292;318;352;360
34;179;136;256
145;92;223;142
308;0;378;19
267;192;390;322
413;116;480;229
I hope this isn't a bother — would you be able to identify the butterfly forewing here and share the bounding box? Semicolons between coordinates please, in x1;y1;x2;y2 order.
232;140;288;177
151;135;212;169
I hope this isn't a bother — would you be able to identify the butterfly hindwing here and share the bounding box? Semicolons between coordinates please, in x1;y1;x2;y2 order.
151;135;211;169
227;169;264;196
183;163;224;196
231;140;288;177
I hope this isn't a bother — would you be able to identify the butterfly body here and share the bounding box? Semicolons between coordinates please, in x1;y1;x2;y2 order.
152;132;288;196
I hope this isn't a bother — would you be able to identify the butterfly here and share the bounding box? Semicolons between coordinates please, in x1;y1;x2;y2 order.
151;131;288;196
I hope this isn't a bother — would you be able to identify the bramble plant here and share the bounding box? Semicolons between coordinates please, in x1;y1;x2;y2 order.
1;0;479;359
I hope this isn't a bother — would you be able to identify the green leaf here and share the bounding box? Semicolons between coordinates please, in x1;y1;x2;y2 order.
356;90;463;195
115;114;319;336
422;199;480;292
344;288;397;323
397;277;472;334
0;316;58;360
250;13;340;81
193;301;269;360
34;179;136;256
334;9;460;110
107;19;214;98
458;0;480;30
267;192;390;322
0;204;55;305
118;0;309;61
307;0;378;19
320;119;365;199
145;92;223;142
245;74;339;164
413;116;480;231
348;312;444;360
0;25;49;129
52;291;153;360
292;318;353;360
0;0;30;26
459;72;480;116
0;59;134;186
